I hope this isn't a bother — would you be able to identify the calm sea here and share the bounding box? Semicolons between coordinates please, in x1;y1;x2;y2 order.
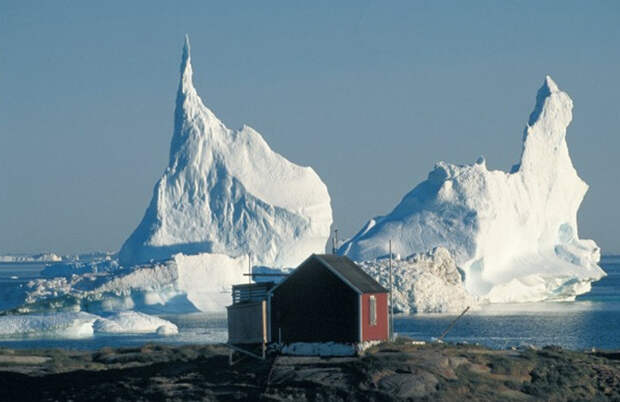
0;257;618;350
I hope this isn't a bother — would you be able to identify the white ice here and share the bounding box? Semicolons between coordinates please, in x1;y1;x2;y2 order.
0;253;62;263
339;76;605;303
93;311;178;335
0;312;98;338
118;36;332;269
16;252;247;314
359;247;478;313
0;311;178;338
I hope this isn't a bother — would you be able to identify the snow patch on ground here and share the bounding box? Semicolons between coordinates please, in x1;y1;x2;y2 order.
280;342;357;356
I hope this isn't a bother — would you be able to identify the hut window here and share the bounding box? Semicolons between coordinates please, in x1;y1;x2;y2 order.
369;295;377;326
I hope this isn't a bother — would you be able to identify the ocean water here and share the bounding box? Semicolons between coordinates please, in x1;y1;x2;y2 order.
0;257;618;350
398;256;620;350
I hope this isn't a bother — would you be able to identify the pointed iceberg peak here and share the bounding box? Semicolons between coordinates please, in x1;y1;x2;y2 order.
544;75;559;93
183;34;191;57
178;34;193;94
527;75;572;127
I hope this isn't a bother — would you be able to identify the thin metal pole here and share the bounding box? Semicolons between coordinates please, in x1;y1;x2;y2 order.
389;240;393;341
248;254;251;285
334;229;339;253
438;306;471;342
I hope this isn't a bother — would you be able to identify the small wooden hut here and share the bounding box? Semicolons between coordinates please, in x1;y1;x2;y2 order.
269;254;389;344
226;281;275;356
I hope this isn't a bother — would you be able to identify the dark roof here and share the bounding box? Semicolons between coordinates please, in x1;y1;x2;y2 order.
313;254;388;294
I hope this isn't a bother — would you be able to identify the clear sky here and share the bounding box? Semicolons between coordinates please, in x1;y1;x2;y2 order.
1;1;619;255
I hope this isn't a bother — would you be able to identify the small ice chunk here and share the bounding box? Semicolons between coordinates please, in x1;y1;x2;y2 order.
93;311;178;335
0;312;98;338
156;325;177;336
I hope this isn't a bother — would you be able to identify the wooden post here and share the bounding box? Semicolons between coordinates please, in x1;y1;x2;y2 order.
389;240;394;341
262;300;267;344
332;229;339;254
248;254;251;285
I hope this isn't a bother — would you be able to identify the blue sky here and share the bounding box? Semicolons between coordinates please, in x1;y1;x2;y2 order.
1;1;619;254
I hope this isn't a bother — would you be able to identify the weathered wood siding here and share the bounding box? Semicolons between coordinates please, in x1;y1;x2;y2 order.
227;300;267;344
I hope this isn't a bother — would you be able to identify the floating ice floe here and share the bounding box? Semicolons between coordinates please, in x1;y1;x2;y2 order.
0;312;99;338
93;311;178;335
0;253;62;263
0;311;178;338
17;252;247;314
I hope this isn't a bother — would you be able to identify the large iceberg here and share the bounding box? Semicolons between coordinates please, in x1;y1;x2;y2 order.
339;76;605;303
1;36;332;319
119;36;332;268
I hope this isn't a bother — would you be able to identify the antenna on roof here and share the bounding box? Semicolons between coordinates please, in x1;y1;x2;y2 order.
332;229;339;254
248;254;252;285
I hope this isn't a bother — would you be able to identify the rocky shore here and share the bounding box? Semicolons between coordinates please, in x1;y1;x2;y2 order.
0;340;618;401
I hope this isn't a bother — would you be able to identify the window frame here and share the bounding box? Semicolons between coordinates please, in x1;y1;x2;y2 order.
369;295;377;326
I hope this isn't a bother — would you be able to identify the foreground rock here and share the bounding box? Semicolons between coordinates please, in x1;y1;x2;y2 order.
0;342;618;401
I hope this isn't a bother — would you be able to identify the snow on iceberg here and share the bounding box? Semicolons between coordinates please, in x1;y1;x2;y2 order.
119;36;332;268
339;76;605;303
359;247;478;313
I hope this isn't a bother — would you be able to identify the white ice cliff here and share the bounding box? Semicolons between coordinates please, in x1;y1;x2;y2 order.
119;36;332;268
339;76;605;303
16;252;248;314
